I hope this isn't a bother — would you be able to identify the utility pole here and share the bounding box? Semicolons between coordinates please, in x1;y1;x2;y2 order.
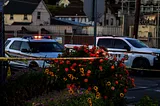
121;0;124;35
92;0;97;46
103;0;107;26
133;0;141;39
157;1;160;48
0;0;8;85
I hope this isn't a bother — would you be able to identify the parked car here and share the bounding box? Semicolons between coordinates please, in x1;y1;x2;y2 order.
5;35;64;70
65;35;160;70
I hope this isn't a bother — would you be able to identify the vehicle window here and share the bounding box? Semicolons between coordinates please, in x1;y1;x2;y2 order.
20;42;30;51
126;39;148;48
29;42;64;52
5;40;11;47
113;39;129;49
9;41;22;50
97;38;113;48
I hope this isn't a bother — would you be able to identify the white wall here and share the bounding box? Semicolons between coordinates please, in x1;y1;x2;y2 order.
5;25;73;34
32;1;51;25
100;8;119;26
84;26;122;36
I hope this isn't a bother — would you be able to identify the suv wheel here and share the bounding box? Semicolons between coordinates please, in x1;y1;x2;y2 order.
132;58;150;76
29;61;39;71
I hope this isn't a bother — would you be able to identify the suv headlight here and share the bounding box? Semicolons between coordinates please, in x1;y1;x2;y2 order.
152;52;160;57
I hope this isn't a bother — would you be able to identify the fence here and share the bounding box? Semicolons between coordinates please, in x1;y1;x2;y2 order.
4;33;160;48
5;25;123;37
139;37;160;48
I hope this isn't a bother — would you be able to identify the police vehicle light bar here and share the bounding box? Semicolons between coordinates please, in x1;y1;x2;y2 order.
23;35;51;39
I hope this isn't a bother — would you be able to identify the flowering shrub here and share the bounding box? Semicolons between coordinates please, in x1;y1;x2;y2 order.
45;45;135;105
25;89;106;106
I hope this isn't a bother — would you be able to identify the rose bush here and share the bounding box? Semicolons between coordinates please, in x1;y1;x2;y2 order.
45;45;135;105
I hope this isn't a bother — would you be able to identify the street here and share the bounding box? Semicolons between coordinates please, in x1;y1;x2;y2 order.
126;71;160;105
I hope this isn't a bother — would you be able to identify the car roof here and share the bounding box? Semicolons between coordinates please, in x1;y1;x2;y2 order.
96;36;136;40
6;37;57;42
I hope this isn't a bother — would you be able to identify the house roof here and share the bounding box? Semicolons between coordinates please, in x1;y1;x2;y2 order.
54;0;121;17
54;0;85;16
4;0;41;14
51;18;73;25
51;18;89;26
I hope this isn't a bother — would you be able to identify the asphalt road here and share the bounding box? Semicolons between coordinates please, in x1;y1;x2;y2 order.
126;71;160;105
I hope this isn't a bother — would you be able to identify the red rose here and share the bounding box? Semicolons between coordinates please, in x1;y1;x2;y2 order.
99;59;103;63
119;63;124;67
104;96;107;99
54;59;58;63
131;78;135;82
115;81;119;85
70;66;73;70
104;58;108;61
86;73;90;77
99;66;103;71
71;84;75;88
126;70;129;75
84;79;88;83
87;70;91;74
88;87;92;91
119;74;122;78
72;63;77;67
59;60;64;64
66;60;70;64
65;68;69;72
124;89;127;93
73;46;78;50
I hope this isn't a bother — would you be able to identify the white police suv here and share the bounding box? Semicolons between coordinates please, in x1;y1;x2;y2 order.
5;35;64;69
65;36;160;70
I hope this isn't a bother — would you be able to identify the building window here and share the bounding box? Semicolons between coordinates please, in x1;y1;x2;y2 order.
71;17;75;21
106;19;109;25
84;18;86;22
37;12;41;19
24;14;28;20
10;14;13;20
111;18;113;25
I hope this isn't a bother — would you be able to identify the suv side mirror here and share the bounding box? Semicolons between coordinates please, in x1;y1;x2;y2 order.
21;49;30;53
124;46;131;51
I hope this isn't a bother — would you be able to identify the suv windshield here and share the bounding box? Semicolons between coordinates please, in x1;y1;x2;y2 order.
29;42;64;52
126;39;148;48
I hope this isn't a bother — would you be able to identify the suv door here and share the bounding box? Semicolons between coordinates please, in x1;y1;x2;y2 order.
7;40;28;67
97;38;115;59
97;38;114;49
112;39;132;67
19;41;31;66
8;40;22;58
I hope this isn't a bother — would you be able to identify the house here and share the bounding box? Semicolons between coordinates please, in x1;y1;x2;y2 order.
54;0;121;26
54;0;92;25
100;3;121;26
140;0;160;13
4;0;51;25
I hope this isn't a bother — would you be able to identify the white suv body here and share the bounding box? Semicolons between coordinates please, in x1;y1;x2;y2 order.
96;36;160;69
65;36;160;69
5;36;63;68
